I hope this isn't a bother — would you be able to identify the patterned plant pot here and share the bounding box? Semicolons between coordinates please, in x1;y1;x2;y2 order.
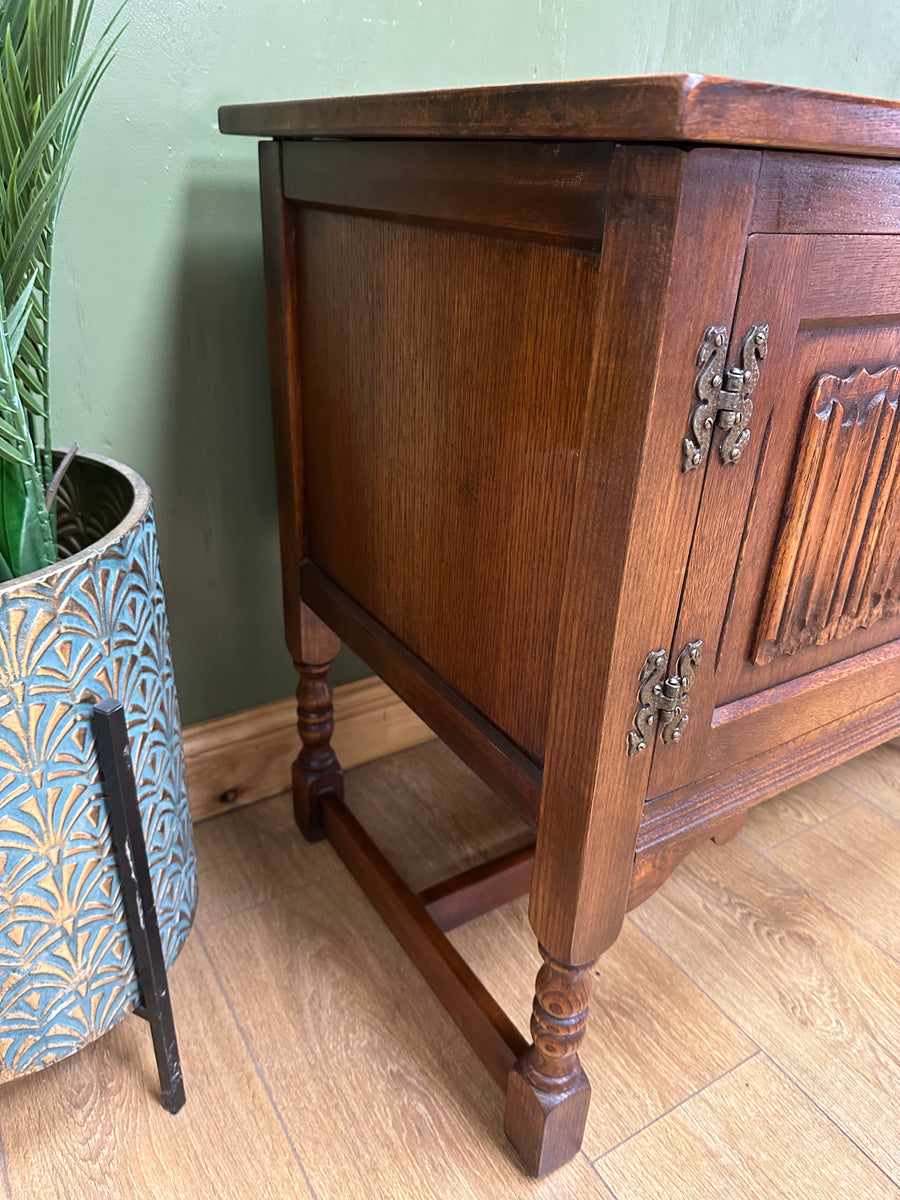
0;453;196;1082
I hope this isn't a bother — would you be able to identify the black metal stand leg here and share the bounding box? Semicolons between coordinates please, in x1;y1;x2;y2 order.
93;698;186;1114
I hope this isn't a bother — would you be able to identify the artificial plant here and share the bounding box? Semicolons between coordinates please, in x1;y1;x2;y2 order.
0;0;119;581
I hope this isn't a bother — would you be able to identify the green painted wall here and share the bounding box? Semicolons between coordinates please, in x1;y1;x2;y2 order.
52;0;900;724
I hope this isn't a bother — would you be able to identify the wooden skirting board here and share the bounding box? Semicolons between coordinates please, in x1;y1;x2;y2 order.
183;677;435;823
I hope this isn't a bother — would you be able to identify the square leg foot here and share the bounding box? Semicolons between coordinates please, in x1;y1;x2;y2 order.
503;1060;591;1177
292;759;342;842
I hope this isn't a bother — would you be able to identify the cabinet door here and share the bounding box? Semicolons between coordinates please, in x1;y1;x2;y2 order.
649;234;900;798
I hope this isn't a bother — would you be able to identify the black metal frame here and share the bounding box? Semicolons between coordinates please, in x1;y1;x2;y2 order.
93;698;185;1114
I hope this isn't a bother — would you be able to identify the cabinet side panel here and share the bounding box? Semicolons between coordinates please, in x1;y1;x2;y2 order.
296;209;601;759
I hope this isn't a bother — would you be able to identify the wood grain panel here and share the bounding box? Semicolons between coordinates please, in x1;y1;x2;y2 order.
639;688;900;874
282;139;612;246
301;563;542;824
647;233;813;796
599;1054;899;1200
258;142;308;660
755;365;900;662
707;640;900;775
530;146;761;963
657;235;900;797
753;152;900;234
0;937;314;1200
297;210;600;759
220;74;900;159
631;838;900;1182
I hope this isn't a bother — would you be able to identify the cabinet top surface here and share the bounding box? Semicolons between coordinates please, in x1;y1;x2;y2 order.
219;73;900;158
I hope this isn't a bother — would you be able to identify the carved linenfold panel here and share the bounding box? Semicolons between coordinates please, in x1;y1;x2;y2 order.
754;364;900;664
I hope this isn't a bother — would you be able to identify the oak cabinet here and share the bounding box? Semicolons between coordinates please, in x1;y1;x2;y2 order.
651;235;900;796
221;75;900;1176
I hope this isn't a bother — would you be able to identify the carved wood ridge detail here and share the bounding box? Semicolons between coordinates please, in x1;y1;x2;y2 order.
521;947;592;1096
755;364;900;663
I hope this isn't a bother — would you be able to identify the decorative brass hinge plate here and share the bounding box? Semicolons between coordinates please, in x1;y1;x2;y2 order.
626;640;703;757
682;324;769;472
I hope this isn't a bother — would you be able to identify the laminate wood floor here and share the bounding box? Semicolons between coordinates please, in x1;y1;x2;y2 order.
2;737;899;1198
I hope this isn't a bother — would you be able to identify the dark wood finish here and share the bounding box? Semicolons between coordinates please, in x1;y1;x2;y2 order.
281;139;611;246
259;142;346;837
504;948;593;1177
301;563;542;826
754;365;900;662
710;809;748;845
321;792;528;1090
258;141;306;651
221;74;900;158
705;640;900;777
627;842;695;912
237;77;900;1176
627;797;747;911
292;606;343;841
420;844;535;932
638;688;900;885
296;207;600;760
650;233;900;798
530;145;760;966
752;152;900;233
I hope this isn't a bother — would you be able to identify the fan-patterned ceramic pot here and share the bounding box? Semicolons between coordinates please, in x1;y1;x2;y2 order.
0;453;196;1081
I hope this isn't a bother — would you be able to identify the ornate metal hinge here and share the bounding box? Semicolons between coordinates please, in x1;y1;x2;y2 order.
682;324;769;472
626;640;703;757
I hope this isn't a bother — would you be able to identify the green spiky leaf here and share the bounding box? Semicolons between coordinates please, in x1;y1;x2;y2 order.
0;0;121;576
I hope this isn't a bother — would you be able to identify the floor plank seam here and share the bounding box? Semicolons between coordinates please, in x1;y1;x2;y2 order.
822;764;900;813
755;843;900;970
761;1051;900;1192
193;926;323;1200
194;875;323;932
625;912;764;1051
737;791;864;852
634;841;900;1189
584;1150;621;1199
752;796;865;852
591;1050;761;1164
0;1117;11;1200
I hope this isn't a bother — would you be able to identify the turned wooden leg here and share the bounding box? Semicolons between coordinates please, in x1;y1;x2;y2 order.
292;610;343;842
504;945;593;1176
293;657;343;841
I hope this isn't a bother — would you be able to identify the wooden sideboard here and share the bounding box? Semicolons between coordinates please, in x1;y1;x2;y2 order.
220;75;900;1175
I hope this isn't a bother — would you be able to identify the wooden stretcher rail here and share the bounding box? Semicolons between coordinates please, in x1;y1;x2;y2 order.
419;844;536;932
321;793;529;1091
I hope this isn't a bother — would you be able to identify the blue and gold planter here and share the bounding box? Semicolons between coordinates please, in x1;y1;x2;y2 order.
0;453;196;1082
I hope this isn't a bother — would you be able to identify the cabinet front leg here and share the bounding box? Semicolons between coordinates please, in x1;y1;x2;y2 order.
292;609;343;842
504;945;593;1177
